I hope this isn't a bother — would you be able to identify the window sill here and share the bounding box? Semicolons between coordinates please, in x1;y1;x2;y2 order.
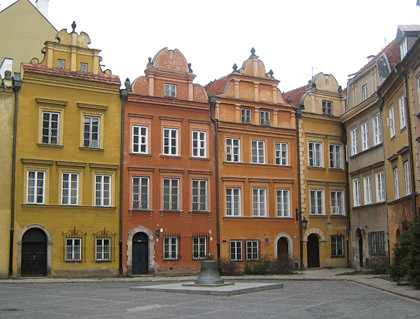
160;210;183;213
308;166;325;170
160;155;181;159
189;210;212;214
130;153;152;157
79;147;104;151
95;260;111;263
330;214;346;217
65;260;82;263
190;157;210;161
328;167;345;171
163;259;179;261
37;143;63;148
309;214;327;217
129;209;153;213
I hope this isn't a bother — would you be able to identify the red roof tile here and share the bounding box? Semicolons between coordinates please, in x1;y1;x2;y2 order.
23;64;120;85
283;84;309;107
205;76;230;95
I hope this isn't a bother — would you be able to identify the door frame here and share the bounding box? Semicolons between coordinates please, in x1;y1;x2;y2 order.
132;232;149;274
127;226;155;275
307;233;320;268
274;233;293;260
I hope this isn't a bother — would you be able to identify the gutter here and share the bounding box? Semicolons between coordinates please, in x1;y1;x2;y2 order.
295;108;303;269
9;73;22;277
341;122;351;267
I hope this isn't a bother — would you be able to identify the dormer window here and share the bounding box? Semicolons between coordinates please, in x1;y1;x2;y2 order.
322;100;332;115
80;63;88;72
164;84;177;98
362;84;368;101
400;37;408;59
260;110;270;126
57;59;66;69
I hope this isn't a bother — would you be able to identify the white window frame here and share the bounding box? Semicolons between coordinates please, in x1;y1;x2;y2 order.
192;180;207;212
95;238;111;262
225;138;240;162
83;116;100;148
331;191;344;215
361;122;369;151
389;106;396;138
163;128;178;156
192;131;206;158
27;170;45;204
132;177;149;210
164;83;177;98
372;114;382;145
230;240;242;261
192;236;207;260
41;111;59;145
329;144;342;169
163;178;179;211
276;189;290;217
310;189;324;215
241;108;251;124
275;143;288;166
251;140;265;164
163;236;178;260
132;125;148;154
399;95;407;130
246;240;259;261
363;176;372;205
350;128;358;155
95;175;111;207
65;238;81;262
331;235;344;257
61;172;79;205
404;160;411;196
308;142;322;167
252;188;267;217
393;167;400;200
375;172;385;202
353;179;361;207
226;187;241;216
80;62;88;72
362;84;368;100
260;110;270;126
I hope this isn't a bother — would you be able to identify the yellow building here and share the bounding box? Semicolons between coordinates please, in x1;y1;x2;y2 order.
12;25;121;277
0;0;56;75
285;73;347;268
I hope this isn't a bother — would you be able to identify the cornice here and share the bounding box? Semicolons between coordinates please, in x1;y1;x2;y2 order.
340;95;380;123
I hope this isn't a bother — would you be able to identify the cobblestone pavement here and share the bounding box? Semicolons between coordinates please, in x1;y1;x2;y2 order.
1;280;420;319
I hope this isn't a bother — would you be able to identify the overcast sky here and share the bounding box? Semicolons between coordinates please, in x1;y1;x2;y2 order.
2;0;420;91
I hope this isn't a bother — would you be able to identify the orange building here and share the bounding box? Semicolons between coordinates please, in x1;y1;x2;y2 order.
122;48;217;274
206;49;300;268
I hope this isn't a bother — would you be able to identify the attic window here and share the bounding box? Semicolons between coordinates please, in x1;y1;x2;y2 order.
362;84;368;101
322;100;332;115
57;59;66;69
80;63;88;72
400;37;408;59
164;84;177;98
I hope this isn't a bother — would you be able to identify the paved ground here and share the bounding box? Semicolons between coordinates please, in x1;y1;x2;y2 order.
1;268;420;318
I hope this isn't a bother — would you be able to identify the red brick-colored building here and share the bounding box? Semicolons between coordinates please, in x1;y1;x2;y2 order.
122;48;217;274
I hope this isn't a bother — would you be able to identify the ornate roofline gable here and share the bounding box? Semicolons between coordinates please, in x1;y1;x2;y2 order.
239;48;276;80
146;47;193;75
312;72;341;93
55;22;91;48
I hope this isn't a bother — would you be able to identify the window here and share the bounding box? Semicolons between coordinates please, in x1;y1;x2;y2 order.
400;37;408;59
363;176;372;204
27;171;45;204
192;180;207;212
65;238;81;262
353;179;361;207
251;140;265;164
83;116;100;148
350;128;358;155
362;84;368;100
252;188;267;217
331;235;344;257
226;138;240;162
246;240;259;261
95;175;111;206
393;167;400;199
331;191;344;215
399;95;406;130
192;131;206;158
308;142;322;167
226;188;241;216
375;172;385;202
310;190;324;215
193;236;206;260
389;106;395;138
361;122;369;151
241;109;251;123
163;128;178;156
322;100;332;115
163;178;179;211
164;84;177;98
163;236;178;260
404;161;411;195
132;126;148;154
62;173;78;205
275;143;288;166
80;62;88;72
329;144;342;169
230;240;242;261
372;114;382;145
260;110;270;126
368;231;385;255
42;111;59;144
57;59;65;69
96;238;111;262
276;189;290;217
132;177;149;210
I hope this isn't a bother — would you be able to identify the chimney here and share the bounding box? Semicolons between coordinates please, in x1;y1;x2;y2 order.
36;0;49;18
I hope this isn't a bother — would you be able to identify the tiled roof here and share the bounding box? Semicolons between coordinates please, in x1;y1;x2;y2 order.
205;76;230;95
283;84;309;107
23;64;120;85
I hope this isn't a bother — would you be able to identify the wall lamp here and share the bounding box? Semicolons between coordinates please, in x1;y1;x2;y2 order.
296;209;308;229
155;225;163;242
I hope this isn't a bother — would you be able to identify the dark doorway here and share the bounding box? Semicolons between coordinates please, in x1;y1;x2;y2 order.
307;234;320;267
277;238;289;261
132;232;149;274
21;228;47;276
357;229;363;267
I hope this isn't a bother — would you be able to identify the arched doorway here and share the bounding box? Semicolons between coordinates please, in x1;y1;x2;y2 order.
277;237;289;262
307;234;320;267
21;228;47;276
356;229;363;267
132;232;149;274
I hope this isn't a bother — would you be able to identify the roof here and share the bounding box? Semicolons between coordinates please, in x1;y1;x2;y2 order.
23;64;120;85
205;76;230;95
283;84;308;107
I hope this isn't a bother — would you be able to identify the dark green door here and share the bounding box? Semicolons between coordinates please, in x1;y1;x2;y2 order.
21;228;47;276
132;233;148;274
307;234;320;267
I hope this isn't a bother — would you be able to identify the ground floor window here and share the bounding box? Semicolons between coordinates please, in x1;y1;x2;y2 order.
192;236;207;260
331;235;344;257
95;238;111;262
65;238;81;262
368;231;385;255
164;236;178;260
230;240;242;261
246;240;259;261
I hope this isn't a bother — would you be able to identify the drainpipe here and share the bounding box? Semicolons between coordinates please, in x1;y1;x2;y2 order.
9;73;22;277
341;122;351;267
295;107;303;269
209;95;220;260
395;66;417;218
119;85;128;276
